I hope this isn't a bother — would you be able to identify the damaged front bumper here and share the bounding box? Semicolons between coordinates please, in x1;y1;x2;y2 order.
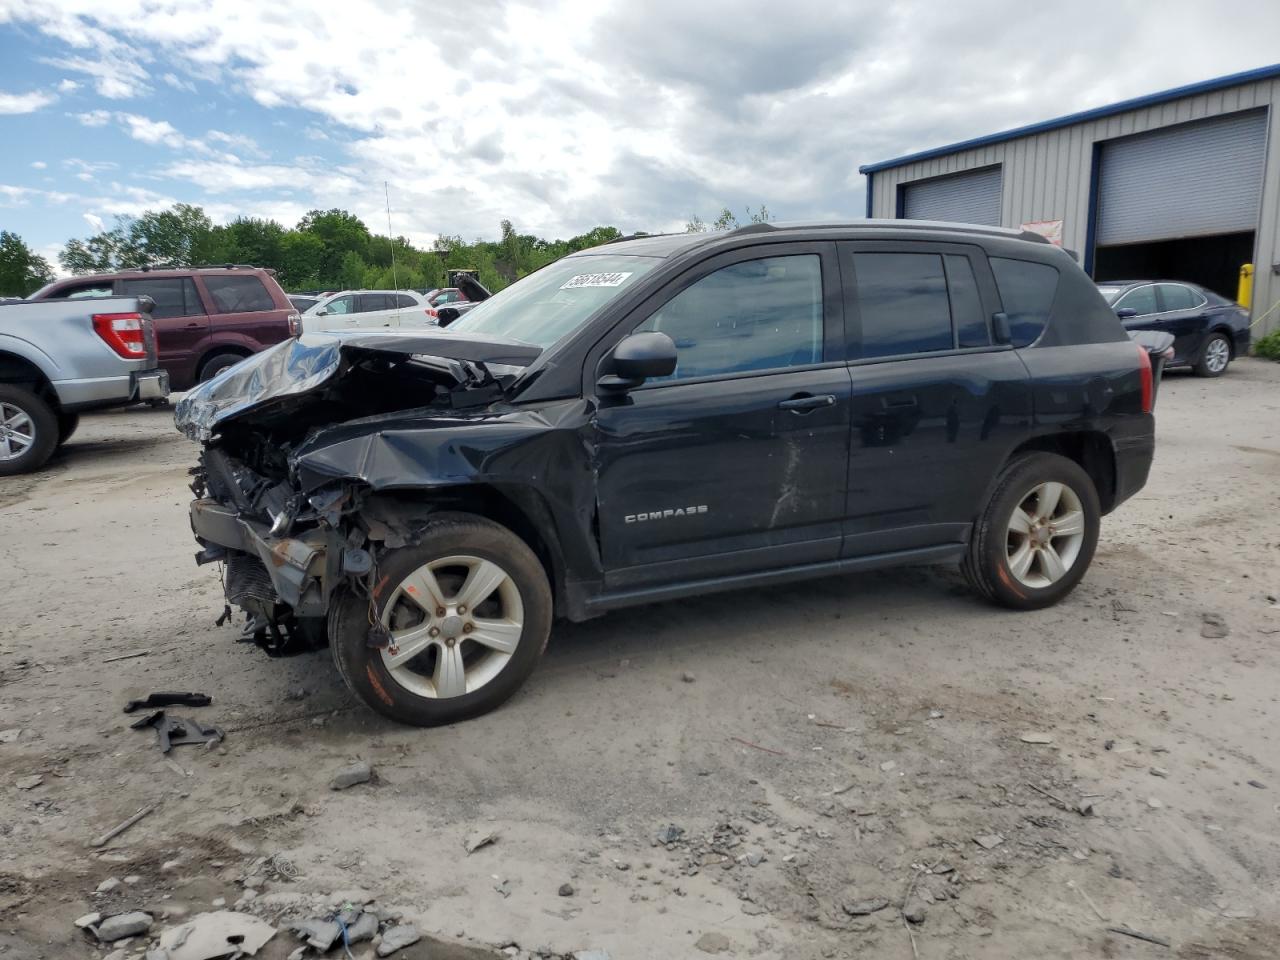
190;498;350;617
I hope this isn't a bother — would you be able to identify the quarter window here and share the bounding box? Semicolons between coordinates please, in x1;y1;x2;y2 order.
396;293;418;308
990;258;1060;346
851;253;954;359
634;254;823;381
204;275;275;314
1112;284;1157;317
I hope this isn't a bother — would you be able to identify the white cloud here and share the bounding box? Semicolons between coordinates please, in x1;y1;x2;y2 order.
73;108;112;126
43;54;148;98
63;158;118;181
161;72;197;93
83;212;105;231
0;89;56;114
56;78;80;93
7;0;1280;245
30;161;47;170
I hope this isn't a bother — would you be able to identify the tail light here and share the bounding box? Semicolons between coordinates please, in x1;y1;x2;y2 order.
1135;341;1153;413
426;308;438;320
93;312;148;358
288;312;302;337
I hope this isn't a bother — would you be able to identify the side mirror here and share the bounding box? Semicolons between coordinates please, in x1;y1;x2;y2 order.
1115;307;1138;320
315;307;329;317
598;332;678;391
436;306;460;326
991;311;1011;344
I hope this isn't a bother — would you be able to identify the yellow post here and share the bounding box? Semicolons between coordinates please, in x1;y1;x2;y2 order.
1238;263;1254;308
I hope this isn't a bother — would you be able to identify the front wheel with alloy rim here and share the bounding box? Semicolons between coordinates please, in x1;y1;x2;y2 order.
0;384;58;476
1193;332;1231;377
329;512;552;726
962;452;1101;610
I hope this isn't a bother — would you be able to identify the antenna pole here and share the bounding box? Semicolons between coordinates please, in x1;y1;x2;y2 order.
384;181;399;291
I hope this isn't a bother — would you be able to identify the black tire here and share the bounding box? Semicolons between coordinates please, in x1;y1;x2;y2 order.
56;412;80;446
0;384;58;477
198;352;248;382
330;512;552;726
962;452;1101;610
1192;332;1231;378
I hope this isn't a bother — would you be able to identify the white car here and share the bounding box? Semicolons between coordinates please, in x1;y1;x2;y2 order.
302;290;435;332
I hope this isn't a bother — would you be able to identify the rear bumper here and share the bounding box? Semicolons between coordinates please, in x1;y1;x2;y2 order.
54;368;170;411
1112;418;1155;511
1232;328;1252;357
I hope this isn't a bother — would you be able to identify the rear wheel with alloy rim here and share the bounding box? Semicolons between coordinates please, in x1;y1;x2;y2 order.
330;512;552;726
0;385;58;476
962;452;1100;609
1193;333;1230;377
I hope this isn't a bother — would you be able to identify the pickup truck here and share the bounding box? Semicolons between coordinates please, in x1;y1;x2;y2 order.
0;296;169;475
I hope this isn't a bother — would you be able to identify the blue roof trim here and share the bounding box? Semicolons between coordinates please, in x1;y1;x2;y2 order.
858;62;1280;174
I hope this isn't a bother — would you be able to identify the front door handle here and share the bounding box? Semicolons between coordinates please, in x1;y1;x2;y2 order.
778;393;836;412
185;322;201;329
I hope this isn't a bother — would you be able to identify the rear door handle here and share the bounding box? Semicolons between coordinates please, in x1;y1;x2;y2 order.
778;393;836;412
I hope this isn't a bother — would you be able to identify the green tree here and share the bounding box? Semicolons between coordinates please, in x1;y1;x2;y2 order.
338;250;367;290
128;203;215;265
60;221;133;274
278;230;326;289
685;214;707;233
298;208;372;286
0;231;55;296
208;216;286;268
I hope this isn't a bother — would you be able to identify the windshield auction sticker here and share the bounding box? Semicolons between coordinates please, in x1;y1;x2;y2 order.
560;272;633;289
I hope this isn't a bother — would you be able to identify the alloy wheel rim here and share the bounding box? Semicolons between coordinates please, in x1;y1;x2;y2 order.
379;554;523;699
1005;481;1086;588
1206;338;1229;373
0;402;36;462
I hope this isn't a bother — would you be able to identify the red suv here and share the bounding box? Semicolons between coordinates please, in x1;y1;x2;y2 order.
33;266;300;390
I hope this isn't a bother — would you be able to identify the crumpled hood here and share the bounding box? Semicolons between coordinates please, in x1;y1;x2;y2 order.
173;329;542;442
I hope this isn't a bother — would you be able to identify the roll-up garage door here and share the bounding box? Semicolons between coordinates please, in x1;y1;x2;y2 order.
1097;109;1267;245
902;166;1002;226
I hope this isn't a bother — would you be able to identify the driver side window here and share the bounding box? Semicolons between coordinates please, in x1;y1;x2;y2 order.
326;295;355;315
633;254;823;382
1114;285;1158;316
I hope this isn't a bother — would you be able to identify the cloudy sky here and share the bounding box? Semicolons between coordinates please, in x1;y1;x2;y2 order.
2;0;1280;267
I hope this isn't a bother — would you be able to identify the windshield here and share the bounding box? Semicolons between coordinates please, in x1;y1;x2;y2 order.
1096;284;1127;305
447;254;659;348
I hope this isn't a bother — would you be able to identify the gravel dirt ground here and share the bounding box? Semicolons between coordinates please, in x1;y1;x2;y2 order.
1;360;1278;960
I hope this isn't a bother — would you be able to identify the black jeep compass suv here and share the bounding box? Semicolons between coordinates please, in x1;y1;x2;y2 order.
176;221;1156;726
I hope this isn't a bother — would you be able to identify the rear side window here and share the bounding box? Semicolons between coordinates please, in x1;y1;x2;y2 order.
61;283;115;299
1113;285;1157;317
990;258;1059;346
943;255;989;348
358;294;391;312
120;277;201;320
634;254;823;381
396;293;418;308
204;275;275;314
851;252;954;358
1157;283;1203;311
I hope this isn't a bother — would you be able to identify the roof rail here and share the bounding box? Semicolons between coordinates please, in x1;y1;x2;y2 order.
727;222;777;236
138;263;269;272
604;232;663;244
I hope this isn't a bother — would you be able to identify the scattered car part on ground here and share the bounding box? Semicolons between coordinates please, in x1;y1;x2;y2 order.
30;265;300;390
122;691;212;713
177;221;1155;726
0;293;169;474
130;710;225;752
1097;279;1250;377
88;801;160;848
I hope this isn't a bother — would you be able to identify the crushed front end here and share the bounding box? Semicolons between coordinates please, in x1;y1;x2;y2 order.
177;330;545;655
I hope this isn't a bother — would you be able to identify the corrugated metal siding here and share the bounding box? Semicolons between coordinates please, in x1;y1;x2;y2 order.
1097;110;1267;244
902;167;1002;224
865;77;1280;336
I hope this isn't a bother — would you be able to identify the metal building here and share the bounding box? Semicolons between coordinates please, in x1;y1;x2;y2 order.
860;64;1280;335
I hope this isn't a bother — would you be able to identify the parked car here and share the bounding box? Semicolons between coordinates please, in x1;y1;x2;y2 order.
31;266;300;390
289;294;322;313
428;287;469;307
1096;280;1250;377
176;221;1155;727
0;294;168;474
302;290;434;332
